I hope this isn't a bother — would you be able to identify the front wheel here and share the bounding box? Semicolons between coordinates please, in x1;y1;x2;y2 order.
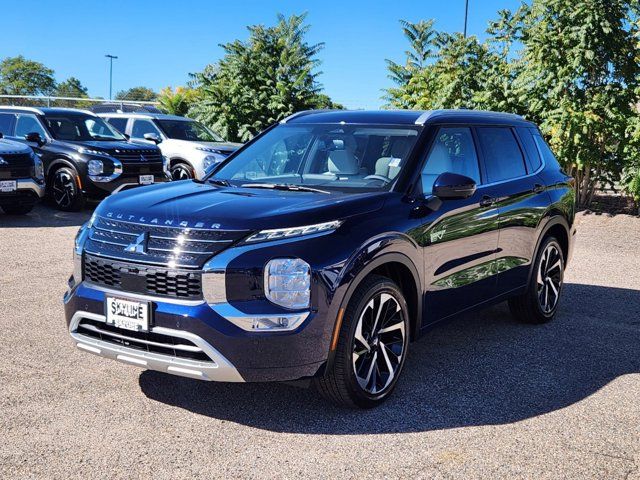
314;275;410;408
170;162;194;180
509;236;565;324
50;166;85;211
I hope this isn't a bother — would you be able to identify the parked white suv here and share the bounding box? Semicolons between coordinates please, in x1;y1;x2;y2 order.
100;113;242;180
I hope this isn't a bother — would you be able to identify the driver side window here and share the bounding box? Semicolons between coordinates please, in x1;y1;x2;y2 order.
15;115;46;139
421;127;480;194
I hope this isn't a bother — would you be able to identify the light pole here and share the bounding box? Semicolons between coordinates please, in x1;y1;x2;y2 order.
105;54;118;100
463;0;469;38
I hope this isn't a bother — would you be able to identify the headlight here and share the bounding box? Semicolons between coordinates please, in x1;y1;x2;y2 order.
264;258;311;309
244;220;342;243
79;148;111;156
32;153;44;181
203;154;223;171
87;159;103;176
196;146;224;154
72;218;93;285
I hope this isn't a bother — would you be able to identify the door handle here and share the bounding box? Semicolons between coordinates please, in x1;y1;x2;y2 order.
480;195;496;207
533;183;545;194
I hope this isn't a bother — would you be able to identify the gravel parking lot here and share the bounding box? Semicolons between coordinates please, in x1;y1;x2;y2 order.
1;205;639;479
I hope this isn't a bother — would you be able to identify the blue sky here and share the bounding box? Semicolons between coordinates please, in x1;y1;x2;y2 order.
1;0;522;109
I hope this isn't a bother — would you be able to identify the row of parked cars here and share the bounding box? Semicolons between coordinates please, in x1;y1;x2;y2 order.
0;105;241;214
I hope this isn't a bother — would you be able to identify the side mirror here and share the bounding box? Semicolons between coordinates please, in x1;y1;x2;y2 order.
25;132;45;146
144;133;161;144
432;172;477;199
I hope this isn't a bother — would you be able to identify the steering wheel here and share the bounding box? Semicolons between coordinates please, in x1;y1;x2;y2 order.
364;174;391;183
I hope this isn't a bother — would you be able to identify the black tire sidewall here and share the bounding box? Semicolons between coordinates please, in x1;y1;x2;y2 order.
339;278;410;407
51;166;84;211
530;237;564;320
170;163;194;180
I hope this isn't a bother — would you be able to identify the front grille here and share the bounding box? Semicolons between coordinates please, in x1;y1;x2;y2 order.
122;162;164;175
0;153;32;179
84;216;249;269
76;318;211;362
84;254;202;299
110;149;162;162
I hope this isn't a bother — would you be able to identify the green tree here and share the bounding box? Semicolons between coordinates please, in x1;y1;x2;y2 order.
115;86;157;102
0;55;56;96
157;86;199;116
55;77;88;98
189;13;338;142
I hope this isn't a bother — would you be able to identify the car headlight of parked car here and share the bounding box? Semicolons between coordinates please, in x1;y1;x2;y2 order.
87;159;103;176
87;157;122;182
203;154;224;171
264;258;311;310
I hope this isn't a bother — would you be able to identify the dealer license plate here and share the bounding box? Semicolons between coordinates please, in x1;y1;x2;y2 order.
139;175;154;185
0;180;17;192
105;297;150;332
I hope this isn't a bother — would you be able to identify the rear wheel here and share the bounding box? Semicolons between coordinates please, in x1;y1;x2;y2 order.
50;166;85;211
1;204;34;215
509;236;565;324
170;162;194;180
314;275;410;408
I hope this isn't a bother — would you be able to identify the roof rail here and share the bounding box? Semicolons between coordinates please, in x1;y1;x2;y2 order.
280;109;334;124
0;105;45;115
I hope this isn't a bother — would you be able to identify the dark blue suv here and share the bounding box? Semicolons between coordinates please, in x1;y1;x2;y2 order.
65;109;576;408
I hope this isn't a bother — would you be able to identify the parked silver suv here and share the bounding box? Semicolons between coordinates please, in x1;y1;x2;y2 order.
100;112;242;180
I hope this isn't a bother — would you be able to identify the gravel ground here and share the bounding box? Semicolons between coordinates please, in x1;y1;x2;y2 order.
1;205;639;479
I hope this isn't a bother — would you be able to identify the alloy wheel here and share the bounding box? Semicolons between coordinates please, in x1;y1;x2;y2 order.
171;164;193;180
537;243;564;314
52;170;76;209
352;292;406;395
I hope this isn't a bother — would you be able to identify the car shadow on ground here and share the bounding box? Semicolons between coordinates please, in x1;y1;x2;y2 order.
0;203;93;228
139;283;640;434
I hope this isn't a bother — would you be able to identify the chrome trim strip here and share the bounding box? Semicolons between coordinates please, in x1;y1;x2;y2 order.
69;311;244;382
82;249;199;270
87;236;128;247
149;234;233;244
210;303;310;332
78;323;203;353
15;178;45;198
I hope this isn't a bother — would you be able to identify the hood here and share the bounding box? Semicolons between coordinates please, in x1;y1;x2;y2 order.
95;180;387;231
0;138;32;154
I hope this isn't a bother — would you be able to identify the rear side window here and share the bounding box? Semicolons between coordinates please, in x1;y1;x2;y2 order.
0;113;16;136
131;119;161;139
533;134;561;168
476;127;527;183
516;128;542;172
106;117;128;134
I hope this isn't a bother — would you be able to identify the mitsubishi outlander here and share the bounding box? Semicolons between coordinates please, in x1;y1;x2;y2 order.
65;109;576;408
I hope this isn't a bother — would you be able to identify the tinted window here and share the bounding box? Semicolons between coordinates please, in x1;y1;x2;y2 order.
517;128;542;171
156;119;223;142
15;115;47;139
476;127;527;182
131;119;161;139
44;114;125;141
106;117;128;134
421;127;480;194
0;113;16;136
533;134;561;168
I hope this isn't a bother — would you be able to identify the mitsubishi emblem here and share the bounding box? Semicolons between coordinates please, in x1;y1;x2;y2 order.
125;232;149;254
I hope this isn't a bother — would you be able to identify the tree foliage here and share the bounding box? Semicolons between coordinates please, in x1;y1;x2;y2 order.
189;13;339;142
158;86;199;116
0;55;56;96
115;86;157;101
385;0;640;207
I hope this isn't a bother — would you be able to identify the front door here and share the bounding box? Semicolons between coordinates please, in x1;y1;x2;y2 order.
412;126;501;324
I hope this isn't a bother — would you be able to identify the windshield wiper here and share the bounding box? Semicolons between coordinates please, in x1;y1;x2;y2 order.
208;178;232;187
240;183;330;194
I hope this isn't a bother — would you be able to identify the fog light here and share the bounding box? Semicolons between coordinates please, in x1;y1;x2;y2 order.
264;258;311;309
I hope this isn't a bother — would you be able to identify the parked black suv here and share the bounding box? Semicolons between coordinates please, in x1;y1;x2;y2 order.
0;133;45;214
0;107;169;211
65;109;576;408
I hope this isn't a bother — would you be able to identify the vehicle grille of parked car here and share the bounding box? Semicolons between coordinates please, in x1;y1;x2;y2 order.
0;152;33;179
107;149;165;175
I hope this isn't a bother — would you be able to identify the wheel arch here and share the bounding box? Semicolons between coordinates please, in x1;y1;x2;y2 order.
528;213;571;287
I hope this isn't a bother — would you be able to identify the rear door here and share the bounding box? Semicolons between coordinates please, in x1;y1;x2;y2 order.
474;126;549;295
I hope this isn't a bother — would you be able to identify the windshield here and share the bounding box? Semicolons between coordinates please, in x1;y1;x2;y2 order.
209;124;420;191
44;113;126;142
156;119;224;142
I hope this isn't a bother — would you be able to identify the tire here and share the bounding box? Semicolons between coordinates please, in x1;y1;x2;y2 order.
314;275;410;408
1;204;34;215
50;166;85;212
509;236;565;324
170;162;194;180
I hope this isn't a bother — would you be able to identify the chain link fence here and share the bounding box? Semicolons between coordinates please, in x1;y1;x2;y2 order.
0;94;160;111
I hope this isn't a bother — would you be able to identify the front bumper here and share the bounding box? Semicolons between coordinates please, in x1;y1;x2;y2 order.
64;281;327;383
83;174;170;199
68;310;244;382
0;178;45;206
